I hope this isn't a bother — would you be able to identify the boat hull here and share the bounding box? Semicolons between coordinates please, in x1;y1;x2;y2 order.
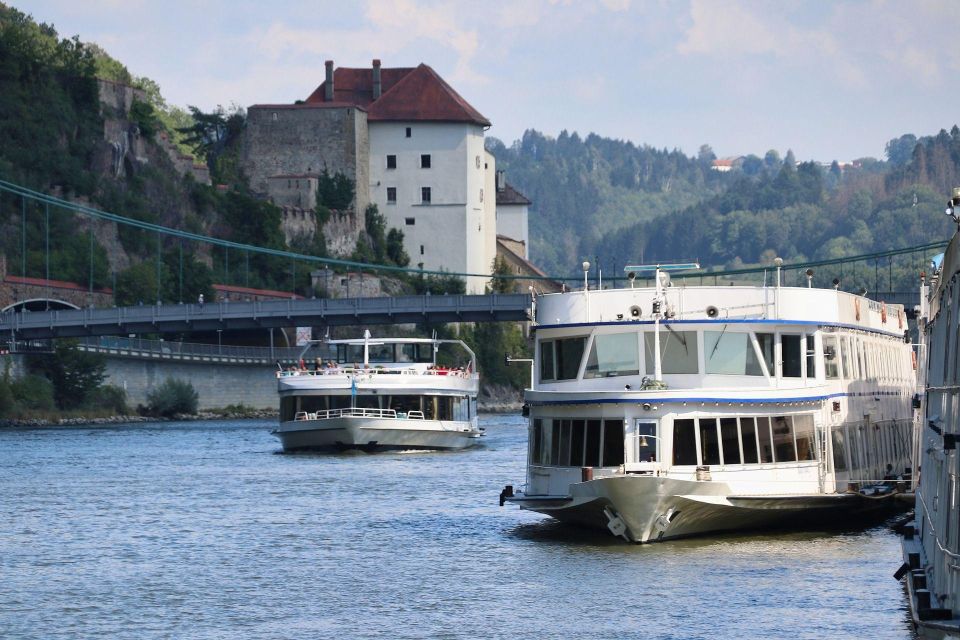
511;475;904;543
275;416;482;452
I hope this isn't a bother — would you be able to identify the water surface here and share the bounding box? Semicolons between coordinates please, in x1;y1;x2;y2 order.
0;415;916;639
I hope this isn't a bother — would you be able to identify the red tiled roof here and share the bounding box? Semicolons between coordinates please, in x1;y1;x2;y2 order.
306;63;490;126
5;275;112;294
212;284;303;299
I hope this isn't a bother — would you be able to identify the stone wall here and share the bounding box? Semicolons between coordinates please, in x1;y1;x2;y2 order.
103;357;279;410
240;104;369;215
322;209;363;257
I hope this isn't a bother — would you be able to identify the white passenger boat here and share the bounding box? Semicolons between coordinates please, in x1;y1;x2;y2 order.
900;188;960;636
502;260;917;543
274;332;482;452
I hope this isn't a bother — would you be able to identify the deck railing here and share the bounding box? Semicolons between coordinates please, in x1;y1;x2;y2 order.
294;408;426;421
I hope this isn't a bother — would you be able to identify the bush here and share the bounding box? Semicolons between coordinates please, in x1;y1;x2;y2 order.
87;385;129;414
10;374;56;411
146;378;198;417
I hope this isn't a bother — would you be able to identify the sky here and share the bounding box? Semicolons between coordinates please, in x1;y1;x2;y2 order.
11;0;960;162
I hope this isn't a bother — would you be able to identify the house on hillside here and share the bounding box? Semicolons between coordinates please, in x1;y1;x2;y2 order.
241;59;545;294
306;59;497;293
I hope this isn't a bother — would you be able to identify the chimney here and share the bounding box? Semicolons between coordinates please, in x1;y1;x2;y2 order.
324;60;334;101
496;170;506;192
372;59;382;100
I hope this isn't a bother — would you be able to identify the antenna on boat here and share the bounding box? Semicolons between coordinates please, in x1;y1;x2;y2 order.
582;261;591;321
621;262;700;380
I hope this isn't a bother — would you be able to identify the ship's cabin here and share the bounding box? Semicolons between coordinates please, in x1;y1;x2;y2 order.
536;323;913;390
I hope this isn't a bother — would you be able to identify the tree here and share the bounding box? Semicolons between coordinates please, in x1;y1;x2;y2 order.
316;169;355;210
885;134;918;166
698;144;716;164
28;340;106;410
489;256;514;293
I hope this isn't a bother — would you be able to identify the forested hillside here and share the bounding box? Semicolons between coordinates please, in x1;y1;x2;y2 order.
486;131;729;275
491;128;959;283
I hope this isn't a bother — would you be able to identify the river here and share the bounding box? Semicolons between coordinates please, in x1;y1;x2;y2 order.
0;415;916;639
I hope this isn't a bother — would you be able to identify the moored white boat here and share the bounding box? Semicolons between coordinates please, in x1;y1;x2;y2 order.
899;187;960;637
274;332;482;452
502;261;917;543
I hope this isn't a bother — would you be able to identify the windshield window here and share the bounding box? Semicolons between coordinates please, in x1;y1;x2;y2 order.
584;333;640;378
705;331;764;375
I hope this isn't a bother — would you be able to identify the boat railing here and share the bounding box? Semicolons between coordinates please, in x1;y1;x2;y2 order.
294;407;433;421
278;366;474;379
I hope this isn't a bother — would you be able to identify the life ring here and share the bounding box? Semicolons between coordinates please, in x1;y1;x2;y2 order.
854;298;861;321
898;309;904;329
912;350;917;370
881;303;887;324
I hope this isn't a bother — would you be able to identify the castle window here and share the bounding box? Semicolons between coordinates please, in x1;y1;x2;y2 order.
479;188;483;202
476;155;481;169
387;187;397;203
405;217;415;225
406;127;412;138
420;154;431;168
386;155;397;169
272;112;278;121
421;187;431;204
420;245;425;255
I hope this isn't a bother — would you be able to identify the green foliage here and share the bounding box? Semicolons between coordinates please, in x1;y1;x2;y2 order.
177;104;245;168
462;322;531;389
88;384;129;414
352;204;409;268
0;5;101;195
115;262;157;306
146;378;199;417
316;169;355;210
129;98;160;139
27;340;106;409
9;373;55;411
486;129;728;275
489;256;513;293
0;367;14;416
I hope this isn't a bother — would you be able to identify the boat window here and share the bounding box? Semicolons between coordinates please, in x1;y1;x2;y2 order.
831;427;847;472
550;420;561;464
705;331;764;375
540;340;556;381
794;414;816;460
280;396;297;422
719;417;741;464
772;416;797;462
823;335;840;379
840;337;852;379
857;339;867;380
698;418;721;465
368;343;395;363
585;420;602;467
557;338;586;380
636;421;657;462
531;419;544;464
757;416;774;462
672;419;697;465
540;337;586;381
781;335;802;377
559;419;572;466
584;333;640;378
570;419;586;466
602;419;625;467
755;333;775;376
644;329;699;374
337;344;366;364
739;417;759;464
805;335;816;379
398;343;433;363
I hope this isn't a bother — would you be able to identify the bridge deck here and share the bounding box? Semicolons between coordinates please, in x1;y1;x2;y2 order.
0;294;534;340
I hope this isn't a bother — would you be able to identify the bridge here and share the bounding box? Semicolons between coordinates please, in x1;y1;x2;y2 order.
0;294;534;340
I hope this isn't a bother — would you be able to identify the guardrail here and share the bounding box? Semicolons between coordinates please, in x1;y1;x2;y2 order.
0;294;533;340
74;335;311;364
295;408;424;421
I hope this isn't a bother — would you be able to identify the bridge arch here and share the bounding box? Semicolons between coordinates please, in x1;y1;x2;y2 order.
2;298;81;313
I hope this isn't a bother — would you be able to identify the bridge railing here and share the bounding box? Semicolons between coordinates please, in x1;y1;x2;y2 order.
75;335;310;364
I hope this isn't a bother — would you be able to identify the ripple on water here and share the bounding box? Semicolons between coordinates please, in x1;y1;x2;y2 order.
0;417;917;639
